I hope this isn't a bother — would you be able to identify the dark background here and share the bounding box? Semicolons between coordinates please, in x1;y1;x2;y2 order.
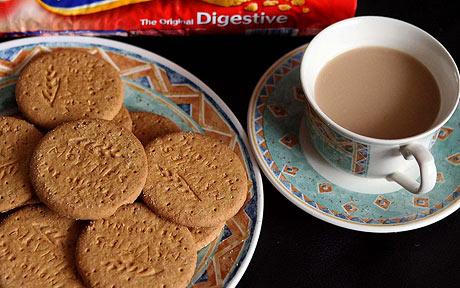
115;2;459;287
3;0;460;287
133;1;458;287
120;1;459;287
88;2;460;288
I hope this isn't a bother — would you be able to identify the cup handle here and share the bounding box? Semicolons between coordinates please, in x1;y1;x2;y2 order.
387;143;437;194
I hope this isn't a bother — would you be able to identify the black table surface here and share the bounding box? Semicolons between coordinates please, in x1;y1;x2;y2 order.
2;0;459;287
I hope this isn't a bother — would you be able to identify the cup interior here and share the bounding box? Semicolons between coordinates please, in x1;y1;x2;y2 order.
301;16;459;142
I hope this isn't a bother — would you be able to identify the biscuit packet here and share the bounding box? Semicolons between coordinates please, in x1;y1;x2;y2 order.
0;0;356;36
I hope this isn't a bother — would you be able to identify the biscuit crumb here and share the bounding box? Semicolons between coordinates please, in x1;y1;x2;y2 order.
263;0;279;6
302;6;310;13
278;4;292;11
245;2;258;11
291;0;305;5
201;0;250;7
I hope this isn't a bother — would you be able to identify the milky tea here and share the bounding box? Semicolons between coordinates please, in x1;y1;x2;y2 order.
315;47;441;139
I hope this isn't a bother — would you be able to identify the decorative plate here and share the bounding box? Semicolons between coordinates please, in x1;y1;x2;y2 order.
248;44;459;233
0;36;263;287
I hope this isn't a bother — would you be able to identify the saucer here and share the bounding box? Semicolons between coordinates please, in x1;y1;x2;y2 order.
248;44;459;233
0;36;263;287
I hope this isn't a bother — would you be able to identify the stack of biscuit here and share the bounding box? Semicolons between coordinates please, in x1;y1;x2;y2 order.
0;49;248;288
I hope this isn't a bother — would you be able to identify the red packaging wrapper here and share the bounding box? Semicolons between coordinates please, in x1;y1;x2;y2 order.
0;0;356;36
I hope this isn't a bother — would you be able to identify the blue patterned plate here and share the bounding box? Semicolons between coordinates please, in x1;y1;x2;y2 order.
0;36;263;287
248;44;459;233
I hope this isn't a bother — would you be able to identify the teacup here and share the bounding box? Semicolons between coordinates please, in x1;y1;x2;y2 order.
300;16;459;194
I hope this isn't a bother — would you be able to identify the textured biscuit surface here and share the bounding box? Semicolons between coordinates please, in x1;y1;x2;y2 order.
0;117;42;212
130;111;181;146
0;205;84;287
189;223;224;250
142;132;247;227
76;203;197;288
111;106;132;131
16;49;123;129
30;119;147;220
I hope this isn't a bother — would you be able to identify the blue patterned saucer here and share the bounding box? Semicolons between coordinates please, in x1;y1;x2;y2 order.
248;44;459;233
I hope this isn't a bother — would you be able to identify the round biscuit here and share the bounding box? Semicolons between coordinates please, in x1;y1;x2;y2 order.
16;49;123;129
130;111;181;146
142;132;247;227
30;119;147;220
189;223;224;250
111;106;132;131
0;116;42;213
0;205;84;287
76;203;197;288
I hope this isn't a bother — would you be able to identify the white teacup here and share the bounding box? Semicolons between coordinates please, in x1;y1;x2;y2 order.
300;16;459;195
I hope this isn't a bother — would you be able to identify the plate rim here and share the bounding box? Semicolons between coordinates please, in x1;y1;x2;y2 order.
0;36;264;287
247;44;460;233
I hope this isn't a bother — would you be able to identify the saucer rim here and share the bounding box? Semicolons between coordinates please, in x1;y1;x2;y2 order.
247;44;460;233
